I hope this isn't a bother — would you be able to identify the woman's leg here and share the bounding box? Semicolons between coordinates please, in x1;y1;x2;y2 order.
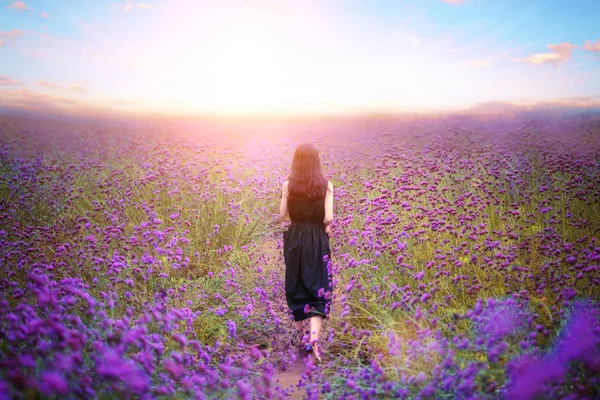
309;315;323;348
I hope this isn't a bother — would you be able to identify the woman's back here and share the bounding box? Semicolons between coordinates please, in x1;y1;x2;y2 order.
288;193;326;224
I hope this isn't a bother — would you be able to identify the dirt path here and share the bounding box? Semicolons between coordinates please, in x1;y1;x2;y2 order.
274;357;307;399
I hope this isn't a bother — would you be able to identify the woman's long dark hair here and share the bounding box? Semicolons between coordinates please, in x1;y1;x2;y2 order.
288;143;328;198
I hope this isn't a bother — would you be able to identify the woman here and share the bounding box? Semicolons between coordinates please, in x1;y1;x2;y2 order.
279;143;333;363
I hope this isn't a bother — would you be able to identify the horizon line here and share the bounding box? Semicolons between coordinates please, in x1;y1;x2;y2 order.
1;97;600;123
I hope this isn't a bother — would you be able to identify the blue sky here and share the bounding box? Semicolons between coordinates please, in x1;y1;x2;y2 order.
0;0;599;116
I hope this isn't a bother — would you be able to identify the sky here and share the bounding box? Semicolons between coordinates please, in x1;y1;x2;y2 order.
0;0;599;117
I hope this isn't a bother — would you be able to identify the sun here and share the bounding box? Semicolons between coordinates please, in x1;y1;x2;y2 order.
173;14;295;115
207;26;289;112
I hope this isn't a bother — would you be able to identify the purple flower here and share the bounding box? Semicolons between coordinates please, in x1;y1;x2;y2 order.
38;371;68;396
227;320;237;338
236;380;251;400
164;359;183;378
172;334;187;349
471;298;526;343
96;348;149;394
505;302;599;399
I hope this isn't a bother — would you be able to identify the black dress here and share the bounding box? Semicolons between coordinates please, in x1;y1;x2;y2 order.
284;191;332;322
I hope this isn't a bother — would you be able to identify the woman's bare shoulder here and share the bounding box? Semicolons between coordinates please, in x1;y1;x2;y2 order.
327;180;333;191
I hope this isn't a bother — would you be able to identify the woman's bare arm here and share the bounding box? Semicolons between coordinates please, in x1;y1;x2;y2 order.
279;181;289;220
324;181;333;226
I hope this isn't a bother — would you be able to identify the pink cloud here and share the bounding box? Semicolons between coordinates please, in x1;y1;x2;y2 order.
36;81;61;90
0;89;133;118
0;89;87;113
36;81;90;93
67;84;89;93
0;30;24;47
0;29;24;38
583;39;600;53
40;12;50;19
522;42;577;66
6;1;31;11
438;0;467;4
123;3;153;11
0;76;24;86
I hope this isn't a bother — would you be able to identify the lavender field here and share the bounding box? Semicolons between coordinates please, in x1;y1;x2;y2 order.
1;114;599;399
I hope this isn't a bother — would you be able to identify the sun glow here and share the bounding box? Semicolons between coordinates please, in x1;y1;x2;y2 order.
203;18;290;113
138;2;385;117
154;7;315;116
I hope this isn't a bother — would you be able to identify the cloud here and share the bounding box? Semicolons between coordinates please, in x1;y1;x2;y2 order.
0;88;139;118
468;97;600;117
36;81;89;93
66;85;88;93
0;29;24;38
468;60;491;68
554;96;600;108
36;81;61;90
123;3;153;11
521;42;577;66
40;12;50;19
6;1;31;11
583;39;600;54
0;76;24;86
438;0;467;4
0;29;24;47
0;89;91;114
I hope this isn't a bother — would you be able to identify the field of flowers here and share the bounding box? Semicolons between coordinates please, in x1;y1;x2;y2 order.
1;114;599;399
